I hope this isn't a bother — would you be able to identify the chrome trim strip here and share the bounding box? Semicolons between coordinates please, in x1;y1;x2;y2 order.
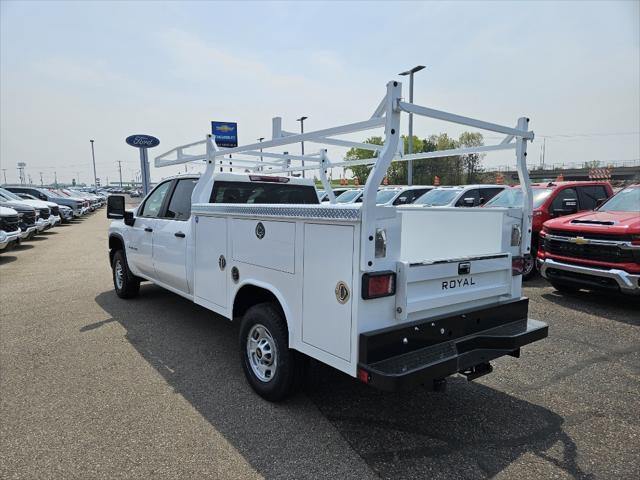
192;203;361;221
544;233;640;250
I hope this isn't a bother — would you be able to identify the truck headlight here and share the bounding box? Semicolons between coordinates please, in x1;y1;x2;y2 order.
511;224;522;247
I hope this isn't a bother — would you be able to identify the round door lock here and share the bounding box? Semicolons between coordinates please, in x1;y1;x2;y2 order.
255;222;265;239
335;281;350;304
218;255;226;270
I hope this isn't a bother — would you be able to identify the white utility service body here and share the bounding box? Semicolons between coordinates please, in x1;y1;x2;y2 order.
108;80;547;398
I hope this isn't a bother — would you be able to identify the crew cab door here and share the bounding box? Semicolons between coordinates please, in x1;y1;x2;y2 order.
153;178;198;294
127;181;172;278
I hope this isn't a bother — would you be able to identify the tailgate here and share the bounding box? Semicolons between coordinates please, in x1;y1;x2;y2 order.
395;254;512;322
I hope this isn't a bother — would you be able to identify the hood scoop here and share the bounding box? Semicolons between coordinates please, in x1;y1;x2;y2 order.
570;219;615;226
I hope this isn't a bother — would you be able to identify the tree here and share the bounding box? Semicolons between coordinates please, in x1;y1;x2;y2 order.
458;132;485;184
344;136;383;184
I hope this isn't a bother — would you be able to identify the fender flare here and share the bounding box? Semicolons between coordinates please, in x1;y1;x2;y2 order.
232;279;294;343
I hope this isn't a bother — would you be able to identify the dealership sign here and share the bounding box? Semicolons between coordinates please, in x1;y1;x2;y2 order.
126;134;160;148
125;134;159;196
211;121;238;148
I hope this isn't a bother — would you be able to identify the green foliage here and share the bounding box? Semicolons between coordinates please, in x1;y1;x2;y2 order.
344;136;383;184
344;132;485;186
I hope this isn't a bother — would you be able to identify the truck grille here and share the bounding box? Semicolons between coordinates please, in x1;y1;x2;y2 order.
22;211;36;227
51;206;59;216
544;238;636;264
39;208;51;219
1;215;20;232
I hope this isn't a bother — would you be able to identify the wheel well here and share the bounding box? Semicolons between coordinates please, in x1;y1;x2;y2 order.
109;235;124;263
233;285;284;321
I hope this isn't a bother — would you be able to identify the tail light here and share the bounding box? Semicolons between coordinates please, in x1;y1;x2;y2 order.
512;257;524;276
357;369;370;383
361;271;396;299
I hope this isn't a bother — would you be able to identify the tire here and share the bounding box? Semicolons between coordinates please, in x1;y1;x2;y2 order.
239;302;303;401
550;281;580;294
112;249;140;299
522;252;537;281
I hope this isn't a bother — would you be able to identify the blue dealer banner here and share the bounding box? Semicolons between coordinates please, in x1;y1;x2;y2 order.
211;121;238;148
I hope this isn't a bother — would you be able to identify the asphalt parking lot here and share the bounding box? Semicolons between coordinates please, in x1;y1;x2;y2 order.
1;211;638;480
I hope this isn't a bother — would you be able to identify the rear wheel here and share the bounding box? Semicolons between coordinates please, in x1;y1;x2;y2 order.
112;249;140;299
550;281;580;293
239;302;303;401
522;253;536;280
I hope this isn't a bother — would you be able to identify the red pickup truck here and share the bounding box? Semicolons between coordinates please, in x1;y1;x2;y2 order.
537;184;640;295
485;181;614;279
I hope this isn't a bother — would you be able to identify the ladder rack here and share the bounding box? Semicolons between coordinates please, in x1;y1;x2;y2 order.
155;79;535;271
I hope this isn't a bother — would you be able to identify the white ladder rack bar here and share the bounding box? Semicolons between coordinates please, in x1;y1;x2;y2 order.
397;101;534;140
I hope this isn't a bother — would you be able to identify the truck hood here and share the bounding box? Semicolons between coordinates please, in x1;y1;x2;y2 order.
0;201;36;214
15;199;51;209
544;210;640;235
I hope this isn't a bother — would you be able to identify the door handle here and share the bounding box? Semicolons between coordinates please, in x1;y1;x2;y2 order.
174;232;186;238
144;227;153;232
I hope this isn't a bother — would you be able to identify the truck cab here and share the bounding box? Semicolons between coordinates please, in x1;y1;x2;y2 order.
484;181;614;279
537;184;640;295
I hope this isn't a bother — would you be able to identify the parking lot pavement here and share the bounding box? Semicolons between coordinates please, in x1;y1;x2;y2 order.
1;212;638;480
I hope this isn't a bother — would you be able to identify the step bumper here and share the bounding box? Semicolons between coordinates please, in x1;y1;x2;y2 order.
357;299;548;392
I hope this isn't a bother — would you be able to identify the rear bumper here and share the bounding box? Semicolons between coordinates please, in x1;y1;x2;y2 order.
358;298;548;392
538;258;640;295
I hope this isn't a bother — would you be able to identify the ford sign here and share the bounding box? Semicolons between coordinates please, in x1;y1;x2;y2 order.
126;134;160;148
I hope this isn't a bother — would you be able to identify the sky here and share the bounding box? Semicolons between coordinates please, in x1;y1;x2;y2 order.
1;0;639;186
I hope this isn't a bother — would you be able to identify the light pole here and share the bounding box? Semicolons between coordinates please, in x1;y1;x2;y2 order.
258;137;264;171
90;139;98;192
296;116;307;178
399;65;425;185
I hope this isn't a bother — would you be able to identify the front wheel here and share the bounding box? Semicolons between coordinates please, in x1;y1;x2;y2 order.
239;303;303;401
112;249;140;299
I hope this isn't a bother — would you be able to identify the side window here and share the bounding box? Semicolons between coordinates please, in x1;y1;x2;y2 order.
140;181;172;218
479;188;504;205
550;188;578;212
577;185;608;210
456;189;479;207
395;188;428;205
165;179;198;220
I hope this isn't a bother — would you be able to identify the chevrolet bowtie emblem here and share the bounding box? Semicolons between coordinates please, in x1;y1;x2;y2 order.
574;236;589;245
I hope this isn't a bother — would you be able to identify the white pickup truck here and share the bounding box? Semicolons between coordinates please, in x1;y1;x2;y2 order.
107;80;547;401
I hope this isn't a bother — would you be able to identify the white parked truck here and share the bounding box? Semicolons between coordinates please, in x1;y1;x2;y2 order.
107;80;547;401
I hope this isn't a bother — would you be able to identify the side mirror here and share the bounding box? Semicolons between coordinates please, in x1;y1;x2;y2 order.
124;210;135;226
562;198;578;213
595;198;606;209
462;197;476;207
107;195;125;219
552;198;578;216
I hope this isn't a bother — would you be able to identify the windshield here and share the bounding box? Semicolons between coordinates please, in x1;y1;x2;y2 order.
598;187;640;212
376;190;400;204
485;188;553;209
414;189;460;206
0;188;24;201
335;190;362;203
